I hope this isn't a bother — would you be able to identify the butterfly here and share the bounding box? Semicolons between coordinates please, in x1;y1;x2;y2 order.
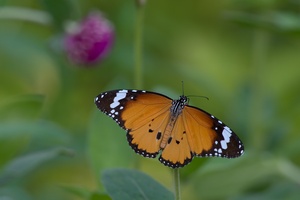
95;89;244;168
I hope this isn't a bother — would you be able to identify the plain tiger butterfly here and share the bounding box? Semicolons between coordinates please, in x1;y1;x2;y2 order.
95;89;244;168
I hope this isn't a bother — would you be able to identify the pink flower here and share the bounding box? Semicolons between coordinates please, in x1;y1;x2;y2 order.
64;12;114;65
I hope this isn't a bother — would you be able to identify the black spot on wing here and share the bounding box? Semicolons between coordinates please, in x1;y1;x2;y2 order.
156;132;162;140
167;137;172;144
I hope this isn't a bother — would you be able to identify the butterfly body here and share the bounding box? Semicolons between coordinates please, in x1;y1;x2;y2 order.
160;95;187;149
95;89;244;168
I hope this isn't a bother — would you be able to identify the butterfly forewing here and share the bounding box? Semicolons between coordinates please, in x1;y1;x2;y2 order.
95;89;173;157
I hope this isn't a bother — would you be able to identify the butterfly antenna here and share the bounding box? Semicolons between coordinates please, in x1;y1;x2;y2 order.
187;95;210;101
181;81;185;96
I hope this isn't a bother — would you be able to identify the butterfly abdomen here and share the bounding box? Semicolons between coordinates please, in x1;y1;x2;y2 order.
160;117;176;149
160;96;188;149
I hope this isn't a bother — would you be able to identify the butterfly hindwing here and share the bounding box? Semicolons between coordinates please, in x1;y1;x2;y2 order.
159;113;193;168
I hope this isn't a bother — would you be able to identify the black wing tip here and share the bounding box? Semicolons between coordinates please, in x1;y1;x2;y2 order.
195;143;244;159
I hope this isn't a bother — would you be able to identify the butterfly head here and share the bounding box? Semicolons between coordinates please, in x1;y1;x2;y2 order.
179;95;188;105
170;95;189;116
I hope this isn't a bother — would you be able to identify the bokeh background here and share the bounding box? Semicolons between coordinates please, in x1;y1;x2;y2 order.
1;0;300;199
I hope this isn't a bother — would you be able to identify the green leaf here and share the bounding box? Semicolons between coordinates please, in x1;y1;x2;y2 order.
62;185;111;200
180;157;208;180
89;192;111;200
224;11;300;33
0;6;51;25
87;110;134;176
60;185;90;199
0;187;32;200
0;94;45;120
0;120;71;148
40;0;75;30
0;119;71;168
188;155;300;199
101;168;174;200
0;147;73;185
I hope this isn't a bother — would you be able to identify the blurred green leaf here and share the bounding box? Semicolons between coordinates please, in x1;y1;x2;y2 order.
0;94;44;120
224;11;300;33
89;192;111;200
0;120;71;148
0;147;73;185
87;110;133;177
0;6;51;25
233;181;300;200
0;187;32;200
40;0;74;30
101;168;174;200
61;185;90;199
62;185;111;200
0;119;71;165
188;155;300;200
180;158;208;180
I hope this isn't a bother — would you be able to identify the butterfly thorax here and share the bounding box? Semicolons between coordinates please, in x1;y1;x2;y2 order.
171;95;188;114
160;95;188;149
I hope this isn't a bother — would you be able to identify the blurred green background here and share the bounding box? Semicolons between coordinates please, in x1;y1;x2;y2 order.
1;0;300;199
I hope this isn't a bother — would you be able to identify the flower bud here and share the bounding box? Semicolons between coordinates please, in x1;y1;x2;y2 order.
64;12;114;65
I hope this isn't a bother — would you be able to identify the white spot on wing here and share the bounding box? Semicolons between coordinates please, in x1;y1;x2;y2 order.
110;90;128;108
221;140;227;149
220;126;232;150
224;126;232;133
222;126;232;143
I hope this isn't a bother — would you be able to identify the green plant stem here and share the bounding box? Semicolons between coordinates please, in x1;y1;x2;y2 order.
173;168;181;200
133;1;145;170
134;3;145;89
250;29;269;152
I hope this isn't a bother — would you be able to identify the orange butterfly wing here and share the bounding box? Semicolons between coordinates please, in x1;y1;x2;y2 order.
95;90;173;158
159;114;193;167
184;106;243;158
160;105;244;168
121;92;172;157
